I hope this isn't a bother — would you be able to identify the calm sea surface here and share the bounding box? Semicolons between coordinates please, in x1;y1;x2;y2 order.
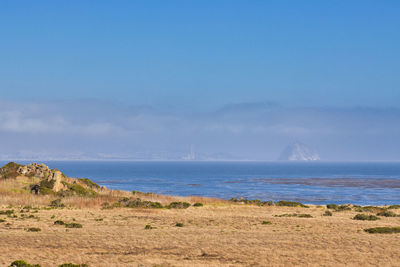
3;161;400;205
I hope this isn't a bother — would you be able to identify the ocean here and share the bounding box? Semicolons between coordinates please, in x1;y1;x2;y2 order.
3;161;400;205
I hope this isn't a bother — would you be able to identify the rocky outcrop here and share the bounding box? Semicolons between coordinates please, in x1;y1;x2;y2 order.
18;163;51;179
1;162;100;196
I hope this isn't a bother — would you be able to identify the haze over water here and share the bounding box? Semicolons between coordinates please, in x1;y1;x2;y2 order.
5;161;399;206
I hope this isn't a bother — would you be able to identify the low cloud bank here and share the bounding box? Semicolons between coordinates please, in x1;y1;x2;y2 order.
0;99;399;161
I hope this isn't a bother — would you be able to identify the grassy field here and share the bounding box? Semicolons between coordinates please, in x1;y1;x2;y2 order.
0;178;400;266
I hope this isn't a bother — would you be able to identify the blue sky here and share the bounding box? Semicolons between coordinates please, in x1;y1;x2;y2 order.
1;0;399;110
0;1;399;160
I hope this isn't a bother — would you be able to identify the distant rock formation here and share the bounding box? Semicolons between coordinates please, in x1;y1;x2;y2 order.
278;142;320;161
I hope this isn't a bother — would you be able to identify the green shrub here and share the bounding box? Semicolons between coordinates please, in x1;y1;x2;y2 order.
388;205;400;209
67;184;98;197
54;220;65;225
276;201;308;208
50;199;65;208
144;224;153;229
58;264;88;267
118;198;163;209
0;209;14;215
193;202;203;207
376;210;397;217
323;210;333;216
261;221;272;225
175;222;184;227
364;227;400;234
78;178;100;189
354;206;384;213
275;213;313;218
65;223;82;228
168;202;190;209
25;227;41;232
38;179;56;195
8;260;42;267
353;214;380;221
0;162;23;179
229;198;274;206
326;204;351;211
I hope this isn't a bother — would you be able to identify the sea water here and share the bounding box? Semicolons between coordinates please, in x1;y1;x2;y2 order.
3;161;400;205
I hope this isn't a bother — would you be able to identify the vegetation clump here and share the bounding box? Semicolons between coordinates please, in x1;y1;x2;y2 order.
65;223;83;228
323;210;333;216
0;219;5;222
0;162;23;179
275;213;313;218
326;204;351;211
354;206;385;213
58;263;88;267
25;227;41;232
376;210;397;217
276;201;308;208
116;198;163;209
64;183;98;198
261;221;272;225
388;205;400;209
364;227;400;234
168;202;190;209
144;224;154;229
353;214;380;221
229;198;274;206
0;209;14;215
78;178;100;189
54;220;65;225
175;222;184;227
50;199;65;208
9;260;42;267
193;202;203;207
38;179;56;195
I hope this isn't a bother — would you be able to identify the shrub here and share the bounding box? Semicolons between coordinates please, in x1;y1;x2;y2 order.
353;214;380;221
323;210;333;216
0;162;23;179
168;202;190;209
376;210;397;217
144;224;153;229
0;219;5;222
354;206;385;213
25;227;41;232
0;209;14;215
193;202;203;207
117;198;163;209
65;223;82;228
54;220;65;225
364;227;400;234
50;199;65;208
175;222;184;227
8;260;42;267
326;204;351;211
275;213;313;218
276;201;308;208
67;184;98;197
388;205;400;209
39;179;56;195
229;198;274;206
58;264;88;267
261;221;272;225
78;178;100;189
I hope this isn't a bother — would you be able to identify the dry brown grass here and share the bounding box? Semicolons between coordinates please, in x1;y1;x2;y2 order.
1;179;399;266
0;200;399;266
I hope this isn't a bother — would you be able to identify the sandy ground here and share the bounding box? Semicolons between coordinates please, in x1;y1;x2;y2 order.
0;204;399;267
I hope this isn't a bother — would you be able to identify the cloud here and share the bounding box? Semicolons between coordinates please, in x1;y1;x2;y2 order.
0;99;399;161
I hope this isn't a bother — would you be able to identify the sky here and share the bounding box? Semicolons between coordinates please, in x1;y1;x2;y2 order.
0;1;399;161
